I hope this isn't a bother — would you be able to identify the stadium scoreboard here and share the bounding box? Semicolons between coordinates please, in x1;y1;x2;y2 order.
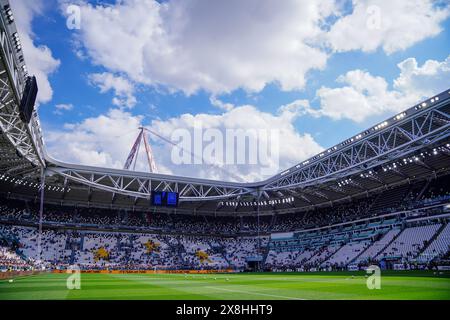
151;191;179;207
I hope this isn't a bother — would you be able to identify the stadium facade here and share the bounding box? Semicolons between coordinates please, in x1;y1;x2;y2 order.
0;0;449;274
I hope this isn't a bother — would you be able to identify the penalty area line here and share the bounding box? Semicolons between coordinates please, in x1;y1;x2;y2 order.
205;286;307;300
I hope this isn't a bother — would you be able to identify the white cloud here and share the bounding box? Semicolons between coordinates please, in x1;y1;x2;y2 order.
53;103;74;115
67;0;334;95
325;0;450;54
66;0;450;97
88;73;137;108
10;0;60;104
150;103;323;181
209;96;234;111
316;71;404;123
394;56;450;97
45;104;323;182
315;55;450;123
277;99;319;118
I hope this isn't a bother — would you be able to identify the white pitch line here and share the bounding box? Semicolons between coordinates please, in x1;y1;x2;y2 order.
206;286;306;300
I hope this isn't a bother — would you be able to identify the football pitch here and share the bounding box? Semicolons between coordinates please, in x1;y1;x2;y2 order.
0;271;449;300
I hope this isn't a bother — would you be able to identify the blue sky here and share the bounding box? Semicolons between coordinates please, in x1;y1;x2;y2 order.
12;0;450;182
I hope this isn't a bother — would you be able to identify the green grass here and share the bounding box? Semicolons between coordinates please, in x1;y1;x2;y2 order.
0;271;449;300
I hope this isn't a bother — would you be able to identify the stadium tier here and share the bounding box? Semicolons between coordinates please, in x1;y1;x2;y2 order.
0;173;449;272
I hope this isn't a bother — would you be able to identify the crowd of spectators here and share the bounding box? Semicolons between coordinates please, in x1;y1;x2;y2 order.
0;175;448;271
1;175;449;236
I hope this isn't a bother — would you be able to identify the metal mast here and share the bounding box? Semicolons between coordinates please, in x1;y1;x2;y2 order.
123;127;158;173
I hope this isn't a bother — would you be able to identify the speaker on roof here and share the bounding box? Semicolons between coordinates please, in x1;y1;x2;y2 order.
19;76;38;124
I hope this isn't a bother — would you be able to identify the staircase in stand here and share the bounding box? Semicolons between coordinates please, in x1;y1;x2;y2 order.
417;223;447;257
347;241;372;266
374;228;404;260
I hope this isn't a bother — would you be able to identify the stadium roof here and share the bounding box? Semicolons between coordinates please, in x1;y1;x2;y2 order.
0;1;449;215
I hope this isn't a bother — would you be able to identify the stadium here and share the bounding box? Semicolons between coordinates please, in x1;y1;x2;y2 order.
0;0;450;303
